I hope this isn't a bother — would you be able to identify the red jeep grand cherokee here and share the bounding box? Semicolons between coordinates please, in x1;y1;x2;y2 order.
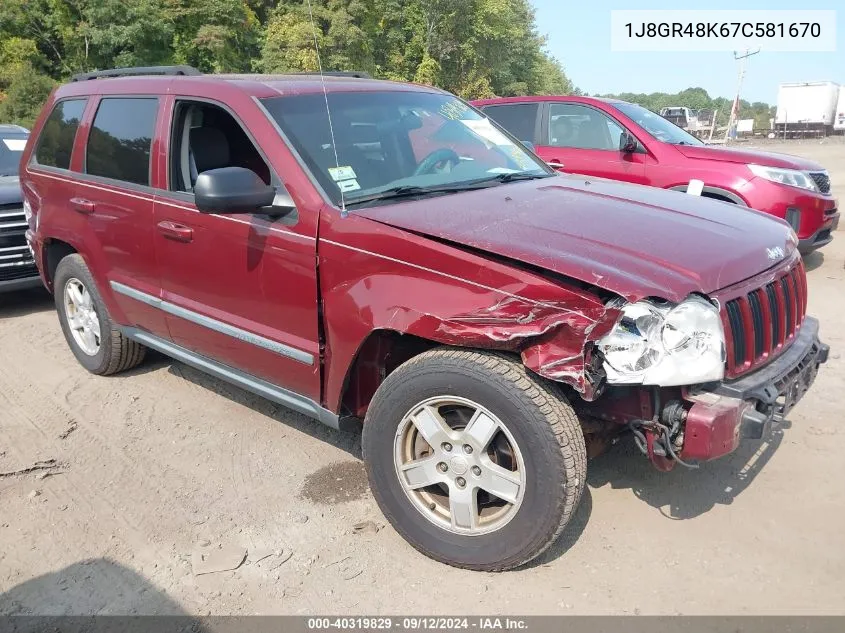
21;67;828;571
474;95;840;254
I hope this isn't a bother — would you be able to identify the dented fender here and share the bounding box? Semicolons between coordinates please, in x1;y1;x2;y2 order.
434;295;619;399
318;211;621;413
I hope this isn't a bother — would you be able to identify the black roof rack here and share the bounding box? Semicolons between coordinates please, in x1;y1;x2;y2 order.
71;65;202;82
289;71;372;79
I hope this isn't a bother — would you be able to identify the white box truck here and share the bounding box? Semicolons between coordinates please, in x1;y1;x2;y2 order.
835;86;845;133
775;81;840;136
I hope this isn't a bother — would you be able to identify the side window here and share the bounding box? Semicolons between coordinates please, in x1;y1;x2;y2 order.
606;118;624;150
482;104;539;143
169;101;271;193
549;103;625;151
86;98;158;186
34;99;87;169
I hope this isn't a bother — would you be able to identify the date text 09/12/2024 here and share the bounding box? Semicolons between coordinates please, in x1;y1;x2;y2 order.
307;617;528;630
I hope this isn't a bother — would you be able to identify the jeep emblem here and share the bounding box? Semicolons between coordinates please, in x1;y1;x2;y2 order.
766;246;785;261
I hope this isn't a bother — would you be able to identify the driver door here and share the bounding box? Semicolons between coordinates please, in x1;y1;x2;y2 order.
153;96;321;402
536;102;647;184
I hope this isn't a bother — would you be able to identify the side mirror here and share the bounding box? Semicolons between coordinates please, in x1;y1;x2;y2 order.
619;131;638;154
521;141;536;152
194;167;276;214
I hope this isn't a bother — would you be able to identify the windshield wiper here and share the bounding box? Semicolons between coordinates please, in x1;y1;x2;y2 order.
343;172;553;208
345;181;500;207
481;172;555;183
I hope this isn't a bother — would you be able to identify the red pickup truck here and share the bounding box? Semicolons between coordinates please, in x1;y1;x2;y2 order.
21;67;828;571
474;95;839;254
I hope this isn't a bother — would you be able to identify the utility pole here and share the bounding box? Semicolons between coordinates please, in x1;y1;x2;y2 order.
724;48;760;143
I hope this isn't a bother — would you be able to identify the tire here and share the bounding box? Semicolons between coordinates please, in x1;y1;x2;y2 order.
54;254;146;375
362;347;587;571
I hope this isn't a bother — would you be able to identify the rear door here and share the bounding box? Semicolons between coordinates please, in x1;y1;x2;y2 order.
76;96;169;337
479;102;541;147
536;102;647;184
23;99;88;287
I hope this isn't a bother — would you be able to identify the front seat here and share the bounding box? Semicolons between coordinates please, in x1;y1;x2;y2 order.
189;127;231;187
551;118;572;146
574;118;609;150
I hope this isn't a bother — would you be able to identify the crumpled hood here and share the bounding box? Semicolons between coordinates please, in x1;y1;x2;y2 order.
355;175;797;302
674;144;824;171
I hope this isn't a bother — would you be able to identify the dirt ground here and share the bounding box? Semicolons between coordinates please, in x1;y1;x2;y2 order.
1;140;843;616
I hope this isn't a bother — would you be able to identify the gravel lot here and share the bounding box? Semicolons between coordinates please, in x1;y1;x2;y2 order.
1;139;843;616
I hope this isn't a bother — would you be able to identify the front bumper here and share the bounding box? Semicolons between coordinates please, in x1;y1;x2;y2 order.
0;275;43;293
680;317;828;461
798;213;839;254
744;178;838;250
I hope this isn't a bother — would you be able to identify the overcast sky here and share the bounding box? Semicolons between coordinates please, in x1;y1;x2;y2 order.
530;0;844;103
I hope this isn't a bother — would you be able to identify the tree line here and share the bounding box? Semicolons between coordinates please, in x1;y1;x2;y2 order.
0;1;773;131
0;0;575;127
598;86;775;130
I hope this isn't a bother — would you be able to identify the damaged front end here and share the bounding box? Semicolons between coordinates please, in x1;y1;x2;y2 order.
434;294;621;401
321;213;826;476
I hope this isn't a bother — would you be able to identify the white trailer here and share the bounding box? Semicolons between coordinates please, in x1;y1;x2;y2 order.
835;86;845;133
775;81;840;136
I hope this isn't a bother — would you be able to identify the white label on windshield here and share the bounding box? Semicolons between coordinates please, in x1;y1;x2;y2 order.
337;178;360;192
329;166;357;182
462;119;514;147
462;119;536;170
2;139;26;151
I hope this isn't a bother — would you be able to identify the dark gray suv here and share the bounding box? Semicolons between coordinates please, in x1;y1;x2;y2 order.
0;124;40;292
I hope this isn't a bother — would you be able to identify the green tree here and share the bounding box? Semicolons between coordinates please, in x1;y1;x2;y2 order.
0;0;580;124
260;0;374;74
168;0;260;73
413;54;440;86
0;36;55;126
598;87;774;129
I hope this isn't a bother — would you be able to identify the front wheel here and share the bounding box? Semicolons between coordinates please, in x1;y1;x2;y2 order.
362;348;587;571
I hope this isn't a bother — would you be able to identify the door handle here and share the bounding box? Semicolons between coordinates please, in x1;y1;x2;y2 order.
157;220;194;243
70;197;95;214
547;159;565;170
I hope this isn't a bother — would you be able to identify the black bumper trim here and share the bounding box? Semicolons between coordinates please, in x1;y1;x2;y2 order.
798;215;838;253
0;276;44;293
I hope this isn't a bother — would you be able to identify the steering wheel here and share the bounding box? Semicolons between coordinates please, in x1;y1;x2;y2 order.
413;148;460;176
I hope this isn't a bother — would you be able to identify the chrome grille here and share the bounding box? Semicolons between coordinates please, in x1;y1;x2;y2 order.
0;203;36;282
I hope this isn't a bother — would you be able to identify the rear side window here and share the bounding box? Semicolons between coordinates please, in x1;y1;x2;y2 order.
86;98;159;186
35;99;87;169
482;104;539;143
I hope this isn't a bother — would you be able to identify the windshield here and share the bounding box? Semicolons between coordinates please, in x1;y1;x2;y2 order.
613;102;704;146
260;91;551;207
0;132;28;176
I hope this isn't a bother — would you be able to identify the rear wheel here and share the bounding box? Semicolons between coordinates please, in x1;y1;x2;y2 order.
54;254;146;375
363;348;587;571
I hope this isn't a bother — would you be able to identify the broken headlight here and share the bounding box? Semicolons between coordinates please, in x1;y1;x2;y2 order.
597;296;725;386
